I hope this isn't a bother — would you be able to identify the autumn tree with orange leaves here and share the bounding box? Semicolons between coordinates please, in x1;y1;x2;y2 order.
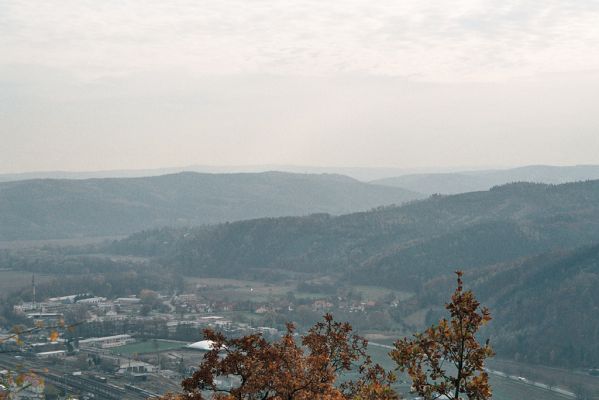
160;272;494;400
390;271;494;400
160;314;398;400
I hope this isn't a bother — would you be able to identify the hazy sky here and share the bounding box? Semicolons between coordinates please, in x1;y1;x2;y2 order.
2;0;599;173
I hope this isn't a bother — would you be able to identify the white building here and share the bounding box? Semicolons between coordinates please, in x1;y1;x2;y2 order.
36;350;66;358
118;360;156;374
48;295;79;303
76;297;107;305
79;334;134;349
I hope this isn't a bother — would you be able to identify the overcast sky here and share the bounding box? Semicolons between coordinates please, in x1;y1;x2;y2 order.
1;0;599;173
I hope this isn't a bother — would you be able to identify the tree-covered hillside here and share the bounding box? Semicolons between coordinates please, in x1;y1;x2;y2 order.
111;180;599;288
103;180;599;367
0;171;421;240
476;245;599;367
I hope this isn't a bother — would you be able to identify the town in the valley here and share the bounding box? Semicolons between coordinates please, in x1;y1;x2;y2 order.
1;275;413;399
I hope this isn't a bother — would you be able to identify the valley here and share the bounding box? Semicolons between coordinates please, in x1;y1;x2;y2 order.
2;176;599;398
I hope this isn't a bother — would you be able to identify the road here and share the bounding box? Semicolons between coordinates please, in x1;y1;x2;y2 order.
486;369;575;398
369;342;577;399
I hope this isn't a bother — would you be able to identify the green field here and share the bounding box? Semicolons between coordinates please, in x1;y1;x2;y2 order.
353;285;414;302
188;277;295;302
111;340;185;355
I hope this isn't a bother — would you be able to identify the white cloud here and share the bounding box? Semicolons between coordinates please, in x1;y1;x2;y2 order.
1;1;599;173
2;0;599;81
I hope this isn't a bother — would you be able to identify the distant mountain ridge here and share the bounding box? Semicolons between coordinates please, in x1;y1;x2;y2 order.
6;164;599;186
372;165;599;195
0;165;428;183
0;171;422;241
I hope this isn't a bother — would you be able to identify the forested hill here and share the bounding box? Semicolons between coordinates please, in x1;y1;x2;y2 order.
0;171;421;241
107;180;599;367
478;244;599;367
111;179;599;289
417;244;599;367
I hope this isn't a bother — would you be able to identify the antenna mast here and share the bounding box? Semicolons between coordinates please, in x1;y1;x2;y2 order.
32;273;36;310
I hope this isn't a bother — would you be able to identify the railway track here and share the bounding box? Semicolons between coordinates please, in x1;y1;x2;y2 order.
0;354;151;399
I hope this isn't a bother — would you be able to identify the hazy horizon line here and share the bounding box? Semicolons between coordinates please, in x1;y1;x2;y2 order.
2;162;599;180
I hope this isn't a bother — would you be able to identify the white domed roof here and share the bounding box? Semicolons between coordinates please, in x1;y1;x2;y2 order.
186;340;218;351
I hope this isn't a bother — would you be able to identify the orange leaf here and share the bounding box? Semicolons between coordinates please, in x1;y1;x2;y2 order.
49;330;59;342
